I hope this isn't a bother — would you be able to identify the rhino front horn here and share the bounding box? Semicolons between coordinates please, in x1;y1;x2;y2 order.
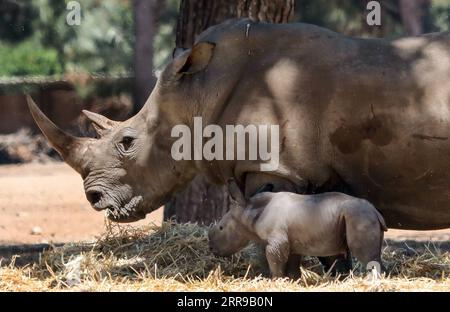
27;96;91;173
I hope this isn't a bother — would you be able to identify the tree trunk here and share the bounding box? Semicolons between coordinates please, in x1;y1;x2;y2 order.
176;0;295;48
164;0;294;224
399;0;430;36
133;0;165;113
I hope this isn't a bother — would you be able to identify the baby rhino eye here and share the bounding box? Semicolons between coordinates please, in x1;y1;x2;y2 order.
219;226;223;231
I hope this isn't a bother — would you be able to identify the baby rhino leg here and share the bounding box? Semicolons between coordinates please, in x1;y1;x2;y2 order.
345;208;384;273
286;254;302;279
319;253;352;276
265;239;290;278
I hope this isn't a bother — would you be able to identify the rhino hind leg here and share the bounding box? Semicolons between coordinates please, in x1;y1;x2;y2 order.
319;252;353;277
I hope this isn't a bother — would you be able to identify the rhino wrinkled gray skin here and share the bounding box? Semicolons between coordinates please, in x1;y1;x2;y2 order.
208;181;387;278
29;19;450;229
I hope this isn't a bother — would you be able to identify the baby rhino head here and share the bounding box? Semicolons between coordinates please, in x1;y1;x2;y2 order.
208;212;250;257
208;180;250;257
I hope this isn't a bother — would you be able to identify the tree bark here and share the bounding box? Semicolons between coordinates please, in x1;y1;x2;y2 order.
133;0;165;113
164;0;294;224
399;0;430;36
176;0;295;48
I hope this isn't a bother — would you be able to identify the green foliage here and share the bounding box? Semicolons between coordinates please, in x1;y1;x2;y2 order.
431;0;450;32
0;0;136;76
32;0;134;74
296;0;449;37
0;0;36;42
154;0;180;70
0;39;62;76
66;1;133;73
0;0;448;79
296;0;403;38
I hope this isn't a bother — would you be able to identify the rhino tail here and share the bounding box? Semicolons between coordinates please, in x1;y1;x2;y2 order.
374;209;388;232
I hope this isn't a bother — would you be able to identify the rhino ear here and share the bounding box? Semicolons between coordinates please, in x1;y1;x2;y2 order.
172;47;187;59
173;42;215;75
228;179;246;206
82;110;119;136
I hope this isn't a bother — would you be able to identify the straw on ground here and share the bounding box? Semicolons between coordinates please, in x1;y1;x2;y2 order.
0;221;449;291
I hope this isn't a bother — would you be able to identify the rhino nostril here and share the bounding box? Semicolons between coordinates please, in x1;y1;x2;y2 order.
86;190;103;206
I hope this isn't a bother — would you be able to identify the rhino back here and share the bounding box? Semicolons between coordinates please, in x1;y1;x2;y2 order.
191;21;450;229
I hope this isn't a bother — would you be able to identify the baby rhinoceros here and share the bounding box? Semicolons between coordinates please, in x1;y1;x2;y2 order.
208;181;387;278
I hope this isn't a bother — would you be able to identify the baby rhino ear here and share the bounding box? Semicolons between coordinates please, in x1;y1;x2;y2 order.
228;179;246;206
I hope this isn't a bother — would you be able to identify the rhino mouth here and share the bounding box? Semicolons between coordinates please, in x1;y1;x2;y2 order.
105;195;145;222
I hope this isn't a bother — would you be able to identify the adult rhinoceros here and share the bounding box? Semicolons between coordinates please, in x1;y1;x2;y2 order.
29;19;450;230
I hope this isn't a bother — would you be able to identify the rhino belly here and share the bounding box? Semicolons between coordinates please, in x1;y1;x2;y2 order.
331;126;450;230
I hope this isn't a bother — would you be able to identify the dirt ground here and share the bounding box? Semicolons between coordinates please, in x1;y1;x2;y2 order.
0;163;163;244
0;163;449;245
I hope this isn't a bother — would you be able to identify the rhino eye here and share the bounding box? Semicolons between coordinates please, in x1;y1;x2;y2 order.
120;136;135;151
219;226;223;231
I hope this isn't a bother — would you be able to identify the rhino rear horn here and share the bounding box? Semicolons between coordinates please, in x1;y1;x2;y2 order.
82;110;119;136
27;96;91;173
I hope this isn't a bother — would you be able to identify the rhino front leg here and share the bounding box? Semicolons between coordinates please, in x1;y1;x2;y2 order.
265;239;290;278
245;172;306;279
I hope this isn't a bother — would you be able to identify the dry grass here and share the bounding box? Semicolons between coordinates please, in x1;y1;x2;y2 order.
0;221;449;291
